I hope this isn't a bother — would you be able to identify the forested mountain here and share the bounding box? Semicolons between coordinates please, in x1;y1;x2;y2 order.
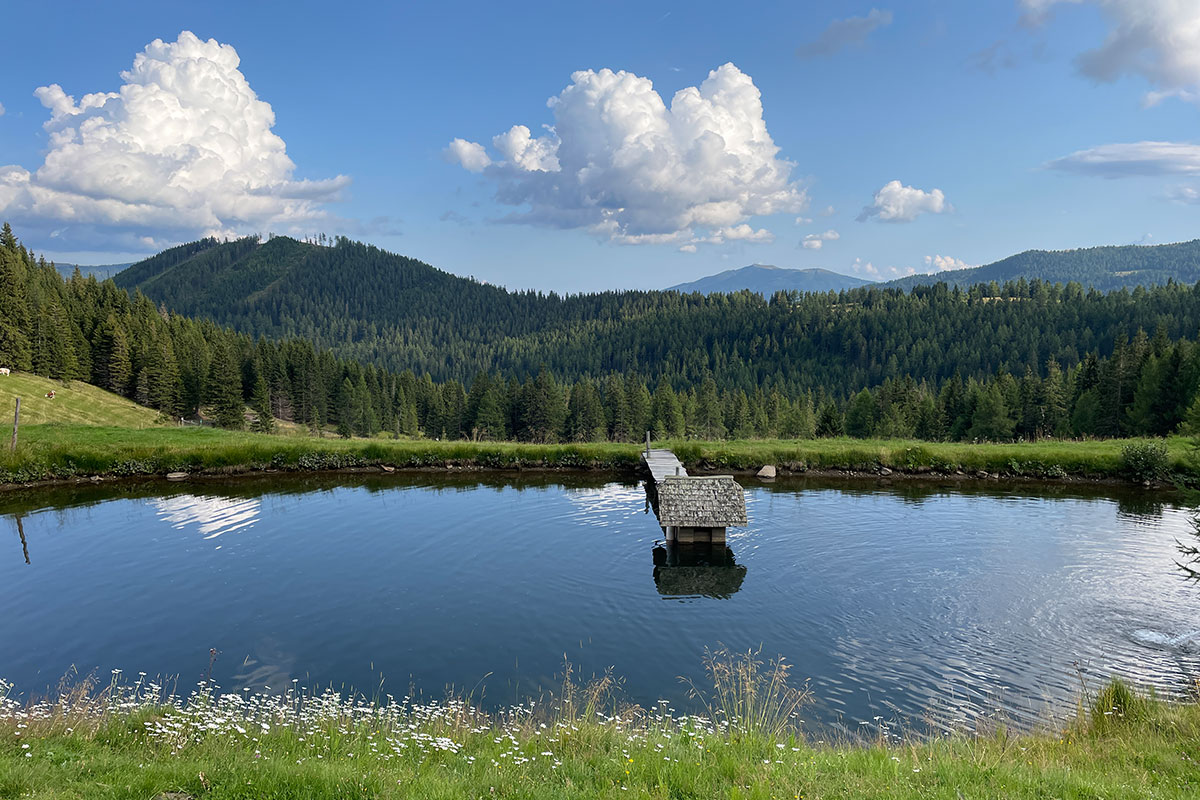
111;234;1200;402
887;240;1200;292
668;264;872;295
3;222;1199;443
53;262;132;281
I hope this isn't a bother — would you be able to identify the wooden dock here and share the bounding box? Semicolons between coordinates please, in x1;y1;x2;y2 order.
642;448;688;482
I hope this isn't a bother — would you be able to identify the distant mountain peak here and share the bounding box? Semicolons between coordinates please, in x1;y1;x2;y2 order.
668;264;872;296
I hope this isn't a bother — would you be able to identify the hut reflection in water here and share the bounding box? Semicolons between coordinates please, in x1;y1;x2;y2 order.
652;542;747;599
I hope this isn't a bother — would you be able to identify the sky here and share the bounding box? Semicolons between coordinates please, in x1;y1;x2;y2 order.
2;0;1200;292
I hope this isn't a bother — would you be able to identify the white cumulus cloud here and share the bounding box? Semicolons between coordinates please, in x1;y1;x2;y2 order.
801;229;840;249
446;138;492;172
446;63;807;247
0;31;348;252
1022;0;1200;105
924;254;975;272
857;180;949;222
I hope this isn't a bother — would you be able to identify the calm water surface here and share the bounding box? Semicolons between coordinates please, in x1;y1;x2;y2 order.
2;474;1197;731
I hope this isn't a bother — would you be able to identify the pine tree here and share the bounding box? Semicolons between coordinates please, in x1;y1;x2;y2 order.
251;373;275;433
781;393;815;439
335;378;354;438
625;375;652;440
651;378;685;439
147;338;183;417
102;320;133;396
604;375;631;442
0;246;33;370
1125;355;1162;435
209;341;245;429
968;384;1015;441
815;399;843;437
1041;358;1068;437
844;389;876;438
695;376;725;440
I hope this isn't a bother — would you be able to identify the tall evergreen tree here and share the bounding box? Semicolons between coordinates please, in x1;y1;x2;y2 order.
0;245;32;370
209;341;245;429
250;372;275;433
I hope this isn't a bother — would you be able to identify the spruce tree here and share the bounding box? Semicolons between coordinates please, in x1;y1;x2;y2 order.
968;384;1015;441
815;399;843;437
209;341;245;429
695;376;725;440
0;246;33;370
844;389;876;438
1041;358;1068;437
251;373;275;433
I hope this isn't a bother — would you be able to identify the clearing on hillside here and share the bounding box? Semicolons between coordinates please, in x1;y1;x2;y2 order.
0;372;163;427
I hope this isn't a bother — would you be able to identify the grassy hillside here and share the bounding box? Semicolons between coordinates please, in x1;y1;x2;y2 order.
0;373;162;428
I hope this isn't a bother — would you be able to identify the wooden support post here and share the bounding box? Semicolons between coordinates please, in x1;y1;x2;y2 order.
16;515;29;565
9;397;19;453
645;430;650;456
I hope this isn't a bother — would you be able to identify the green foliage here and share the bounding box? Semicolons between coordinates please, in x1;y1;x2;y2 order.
208;340;245;429
112;234;1200;407
1089;678;1152;733
4;222;1200;450
250;372;274;433
1119;441;1171;482
844;389;876;438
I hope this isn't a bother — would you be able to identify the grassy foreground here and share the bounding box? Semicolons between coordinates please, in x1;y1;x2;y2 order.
1;662;1197;800
1;421;1198;487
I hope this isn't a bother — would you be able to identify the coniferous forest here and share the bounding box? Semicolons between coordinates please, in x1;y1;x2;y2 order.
3;222;1200;444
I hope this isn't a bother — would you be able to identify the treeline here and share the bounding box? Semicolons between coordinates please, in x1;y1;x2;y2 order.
2;223;1199;443
112;235;1200;399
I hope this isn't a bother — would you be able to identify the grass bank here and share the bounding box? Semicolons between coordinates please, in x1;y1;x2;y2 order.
0;374;161;428
2;424;1198;488
1;659;1197;799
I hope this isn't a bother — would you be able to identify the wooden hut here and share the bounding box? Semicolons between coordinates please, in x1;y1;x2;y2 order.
655;475;748;544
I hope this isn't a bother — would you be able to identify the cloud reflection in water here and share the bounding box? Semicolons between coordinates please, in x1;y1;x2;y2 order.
151;494;261;540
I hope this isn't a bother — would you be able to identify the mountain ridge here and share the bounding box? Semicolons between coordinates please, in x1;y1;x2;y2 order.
668;264;873;295
883;239;1200;292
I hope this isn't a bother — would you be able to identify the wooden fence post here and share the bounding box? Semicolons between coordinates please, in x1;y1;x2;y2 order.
10;397;19;453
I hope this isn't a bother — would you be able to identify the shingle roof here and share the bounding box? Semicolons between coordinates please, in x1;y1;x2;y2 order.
656;475;748;527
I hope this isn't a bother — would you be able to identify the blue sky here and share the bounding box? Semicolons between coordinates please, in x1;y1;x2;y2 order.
1;0;1199;292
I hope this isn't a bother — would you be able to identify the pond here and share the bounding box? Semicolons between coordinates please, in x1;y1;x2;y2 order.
2;473;1197;733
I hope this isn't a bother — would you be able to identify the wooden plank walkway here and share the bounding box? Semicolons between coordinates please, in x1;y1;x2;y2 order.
642;448;688;483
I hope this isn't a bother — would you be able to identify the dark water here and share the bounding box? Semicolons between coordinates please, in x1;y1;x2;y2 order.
2;474;1198;731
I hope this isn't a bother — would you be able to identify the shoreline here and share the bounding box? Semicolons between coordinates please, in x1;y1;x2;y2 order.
1;423;1195;494
0;456;1182;496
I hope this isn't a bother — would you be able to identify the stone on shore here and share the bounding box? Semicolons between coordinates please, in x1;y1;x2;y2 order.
756;464;777;479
